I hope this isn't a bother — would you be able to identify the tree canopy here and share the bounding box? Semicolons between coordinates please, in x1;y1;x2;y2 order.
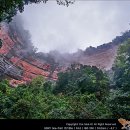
0;65;112;119
0;0;75;22
109;39;130;119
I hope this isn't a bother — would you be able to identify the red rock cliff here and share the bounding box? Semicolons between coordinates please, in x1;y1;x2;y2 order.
0;21;129;87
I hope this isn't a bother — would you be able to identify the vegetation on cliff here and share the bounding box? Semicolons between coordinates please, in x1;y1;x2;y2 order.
0;38;130;119
0;65;111;119
0;0;130;119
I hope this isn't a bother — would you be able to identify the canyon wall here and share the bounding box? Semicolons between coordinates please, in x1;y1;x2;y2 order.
0;20;130;86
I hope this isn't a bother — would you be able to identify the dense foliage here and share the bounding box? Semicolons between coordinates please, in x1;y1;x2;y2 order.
0;65;112;119
110;39;130;119
54;64;109;99
0;0;130;119
1;39;130;119
0;0;75;22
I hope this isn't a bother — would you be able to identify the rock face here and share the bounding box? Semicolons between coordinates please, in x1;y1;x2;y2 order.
0;21;130;86
0;23;59;86
0;55;22;79
78;46;118;70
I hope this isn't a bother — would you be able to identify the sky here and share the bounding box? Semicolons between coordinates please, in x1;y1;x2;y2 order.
18;1;130;53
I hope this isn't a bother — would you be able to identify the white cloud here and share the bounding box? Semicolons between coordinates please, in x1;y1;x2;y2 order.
19;1;130;53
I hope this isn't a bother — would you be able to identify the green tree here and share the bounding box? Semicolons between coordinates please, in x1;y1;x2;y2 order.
111;39;130;118
107;89;130;119
113;39;130;91
0;0;75;22
0;39;3;48
0;0;24;22
0;75;112;119
54;64;109;100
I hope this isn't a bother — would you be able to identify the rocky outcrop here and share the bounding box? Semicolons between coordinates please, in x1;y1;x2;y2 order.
0;21;130;86
0;55;23;79
79;46;118;70
0;23;59;86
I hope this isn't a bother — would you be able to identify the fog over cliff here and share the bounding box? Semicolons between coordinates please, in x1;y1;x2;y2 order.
16;1;130;53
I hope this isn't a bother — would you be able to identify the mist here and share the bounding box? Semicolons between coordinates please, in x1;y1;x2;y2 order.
18;1;130;53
